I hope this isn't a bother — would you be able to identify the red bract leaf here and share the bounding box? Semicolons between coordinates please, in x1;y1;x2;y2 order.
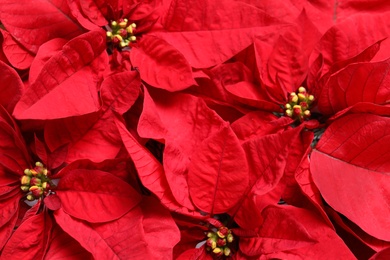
115;117;203;217
0;196;19;233
44;224;93;260
138;89;225;210
0;29;34;70
0;60;23;114
370;247;390;260
56;169;142;222
1;211;52;259
0;106;30;173
310;12;390;76
0;0;84;53
29;38;68;84
266;10;321;91
100;71;141;114
54;205;160;260
155;0;279;68
140;197;181;259
240;205;355;259
44;110;122;163
231;127;302;230
316;58;390;116
0;210;18;250
188;125;249;214
13;30;107;120
130;35;196;91
311;113;390;241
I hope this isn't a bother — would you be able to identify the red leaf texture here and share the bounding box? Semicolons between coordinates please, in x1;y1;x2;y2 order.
56;169;142;222
1;210;52;259
55;197;179;260
0;29;34;70
311;113;390;241
188;124;249;214
0;196;19;249
115;116;203;217
155;0;279;68
100;71;141;114
44;224;93;260
13;30;107;120
0;60;23;114
138;89;225;210
130;35;196;91
0;0;84;53
310;12;390;77
239;205;355;259
316;58;390;116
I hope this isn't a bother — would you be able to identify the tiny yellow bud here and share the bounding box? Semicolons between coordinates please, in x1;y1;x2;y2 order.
224;247;231;256
129;36;136;41
26;194;35;201
304;110;311;117
119;21;127;28
227;233;234;243
291;95;298;103
298;86;306;93
130;23;136;28
111;21;117;27
308;95;314;101
106;31;113;38
30;169;38;176
21;175;31;185
285;109;293;117
213;247;222;254
126;26;133;34
20;185;30;192
285;103;291;109
297;93;306;101
120;41;127;47
114;35;123;42
35;162;43;167
43;169;48;175
24;169;31;175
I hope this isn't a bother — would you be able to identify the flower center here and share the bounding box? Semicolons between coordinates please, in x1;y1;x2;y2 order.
206;226;235;258
20;162;55;201
106;19;137;49
284;86;314;122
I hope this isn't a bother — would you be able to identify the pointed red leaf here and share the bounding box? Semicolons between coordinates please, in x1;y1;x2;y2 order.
316;58;390;116
130;35;196;91
44;110;122;163
0;0;84;53
138;89;225;210
1;211;52;259
44;224;93;260
13;30;107;120
56;169;142;222
154;0;280;68
115;116;203;217
100;71;141;114
188;124;249;214
0;29;34;70
311;113;390;241
310;12;390;77
0;60;23;114
240;205;355;259
0;209;18;250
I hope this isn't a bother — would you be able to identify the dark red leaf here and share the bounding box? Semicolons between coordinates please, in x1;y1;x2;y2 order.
0;29;34;70
56;169;142;222
188;124;249;214
130;35;196;91
1;210;52;259
100;71;141;114
311;113;390;241
0;0;84;53
13;30;107;120
0;60;23;114
316;58;390;116
154;0;280;68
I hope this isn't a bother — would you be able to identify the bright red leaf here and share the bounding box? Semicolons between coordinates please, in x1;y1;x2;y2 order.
188;124;249;214
0;0;84;53
130;35;197;91
311;113;390;241
0;60;23;114
56;169;142;222
0;29;34;70
13;30;107;120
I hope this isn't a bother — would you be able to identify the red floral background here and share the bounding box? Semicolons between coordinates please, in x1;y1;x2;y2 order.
0;0;389;259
